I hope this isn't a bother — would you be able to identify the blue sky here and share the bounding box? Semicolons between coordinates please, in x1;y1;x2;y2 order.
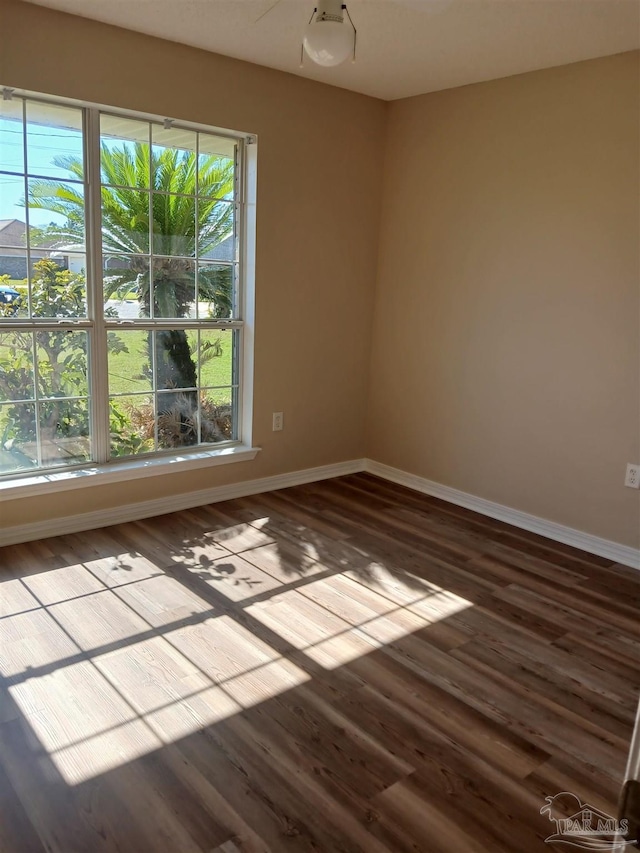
0;100;84;233
0;101;235;245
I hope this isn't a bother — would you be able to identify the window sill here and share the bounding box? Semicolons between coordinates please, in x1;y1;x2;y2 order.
0;445;261;501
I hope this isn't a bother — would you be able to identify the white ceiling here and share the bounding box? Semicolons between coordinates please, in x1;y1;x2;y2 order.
24;0;640;100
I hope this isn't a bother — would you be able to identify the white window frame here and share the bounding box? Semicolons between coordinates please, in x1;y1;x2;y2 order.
0;88;258;501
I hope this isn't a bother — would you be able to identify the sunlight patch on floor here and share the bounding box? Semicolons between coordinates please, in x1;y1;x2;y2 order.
83;553;166;588
48;718;164;785
0;577;41;618
8;615;310;785
10;659;138;751
222;656;309;707
112;574;215;626
0;607;80;677
1;538;471;787
144;684;242;743
22;563;106;604
248;582;472;670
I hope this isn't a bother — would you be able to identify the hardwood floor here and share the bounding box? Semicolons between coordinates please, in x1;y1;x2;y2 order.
0;473;638;852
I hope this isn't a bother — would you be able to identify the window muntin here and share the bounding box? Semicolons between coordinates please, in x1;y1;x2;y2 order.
0;93;246;479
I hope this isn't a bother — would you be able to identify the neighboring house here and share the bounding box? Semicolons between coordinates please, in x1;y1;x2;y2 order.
204;233;235;263
0;219;48;279
0;218;29;254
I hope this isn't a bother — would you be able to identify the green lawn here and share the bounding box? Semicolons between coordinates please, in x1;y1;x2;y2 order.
0;328;234;398
107;329;234;395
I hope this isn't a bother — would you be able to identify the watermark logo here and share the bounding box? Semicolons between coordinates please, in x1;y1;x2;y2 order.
541;792;634;850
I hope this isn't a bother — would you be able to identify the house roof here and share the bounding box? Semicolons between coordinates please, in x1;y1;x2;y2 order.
0;219;27;248
0;219;24;231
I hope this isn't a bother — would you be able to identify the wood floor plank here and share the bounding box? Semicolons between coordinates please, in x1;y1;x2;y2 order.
372;629;629;780
212;842;244;853
450;640;635;740
0;717;117;853
330;669;551;781
494;582;640;640
375;761;548;853
218;711;395;853
175;727;318;852
0;473;636;852
445;604;637;709
0;756;47;853
522;755;624;822
552;631;640;681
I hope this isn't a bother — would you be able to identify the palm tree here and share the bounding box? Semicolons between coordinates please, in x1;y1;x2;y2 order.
29;143;235;412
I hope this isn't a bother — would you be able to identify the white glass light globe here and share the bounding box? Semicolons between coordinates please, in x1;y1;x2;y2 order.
303;20;353;67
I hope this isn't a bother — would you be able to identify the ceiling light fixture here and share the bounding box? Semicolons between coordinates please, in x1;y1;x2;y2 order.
302;0;357;68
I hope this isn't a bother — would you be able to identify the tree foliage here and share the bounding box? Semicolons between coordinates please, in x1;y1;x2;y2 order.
29;144;235;319
28;143;235;433
0;260;133;466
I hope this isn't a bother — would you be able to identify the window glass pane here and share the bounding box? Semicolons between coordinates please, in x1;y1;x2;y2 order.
200;388;234;443
0;256;27;317
107;329;237;451
152;125;197;192
108;330;153;395
0;401;36;474
106;329;237;454
201;387;235;406
45;251;86;278
36;330;88;398
0;174;27;242
196;329;233;388
152;329;198;393
26;101;83;180
103;253;149;316
152;194;196;257
0;171;29;315
0;98;24;174
0;330;92;473
0;397;90;473
28;177;85;255
197;262;234;319
155;330;201;450
100;115;150;189
101;187;150;255
198;133;235;199
152;257;195;318
109;394;155;458
157;388;199;449
0;331;34;401
198;200;234;260
30;256;87;319
39;397;90;467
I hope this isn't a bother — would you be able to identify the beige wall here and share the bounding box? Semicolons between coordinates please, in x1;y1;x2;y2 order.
0;0;385;528
368;52;640;547
0;1;637;551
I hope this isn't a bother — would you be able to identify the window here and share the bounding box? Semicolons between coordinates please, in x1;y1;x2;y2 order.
0;91;254;482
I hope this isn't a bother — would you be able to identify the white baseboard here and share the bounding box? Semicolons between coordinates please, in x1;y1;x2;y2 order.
364;459;640;570
3;455;638;570
0;459;366;548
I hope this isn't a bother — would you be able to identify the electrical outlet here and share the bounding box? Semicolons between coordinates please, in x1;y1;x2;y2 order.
272;412;283;432
625;463;640;489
